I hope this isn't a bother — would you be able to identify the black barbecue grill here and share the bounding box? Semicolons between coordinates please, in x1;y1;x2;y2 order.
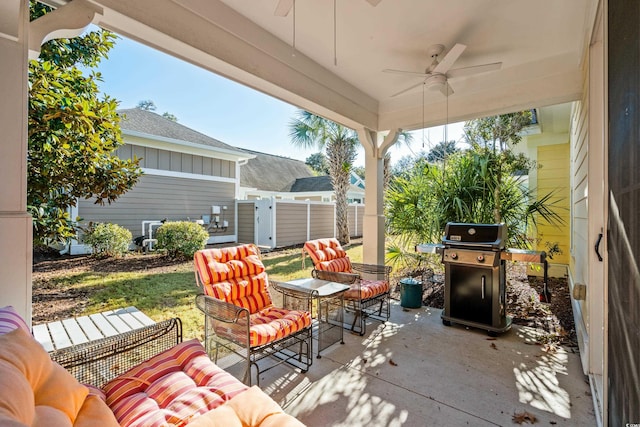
440;223;510;334
417;222;548;336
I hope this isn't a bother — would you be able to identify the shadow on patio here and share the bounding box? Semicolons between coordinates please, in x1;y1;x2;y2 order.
253;302;595;426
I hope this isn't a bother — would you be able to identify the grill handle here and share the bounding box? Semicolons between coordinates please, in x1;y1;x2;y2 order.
481;275;485;299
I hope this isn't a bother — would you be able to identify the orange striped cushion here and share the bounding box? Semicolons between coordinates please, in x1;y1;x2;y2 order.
214;307;312;348
315;257;352;273
204;271;272;314
248;308;312;347
194;246;264;287
344;279;390;301
0;306;30;335
102;339;247;427
303;239;348;267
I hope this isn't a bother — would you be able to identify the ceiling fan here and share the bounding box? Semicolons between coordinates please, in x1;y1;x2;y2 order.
274;0;382;17
383;43;502;98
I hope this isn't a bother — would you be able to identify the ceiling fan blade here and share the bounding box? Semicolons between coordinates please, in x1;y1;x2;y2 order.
274;0;294;17
446;62;502;78
366;0;383;5
391;81;425;98
383;68;430;77
433;43;466;74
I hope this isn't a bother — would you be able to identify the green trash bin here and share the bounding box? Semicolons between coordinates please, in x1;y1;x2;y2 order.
400;277;423;308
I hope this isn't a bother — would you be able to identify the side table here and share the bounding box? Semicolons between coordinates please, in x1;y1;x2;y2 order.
277;278;350;358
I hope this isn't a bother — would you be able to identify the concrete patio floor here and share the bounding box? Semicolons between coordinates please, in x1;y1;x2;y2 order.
256;302;596;426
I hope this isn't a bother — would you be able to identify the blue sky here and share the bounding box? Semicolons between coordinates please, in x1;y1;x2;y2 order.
95;35;463;166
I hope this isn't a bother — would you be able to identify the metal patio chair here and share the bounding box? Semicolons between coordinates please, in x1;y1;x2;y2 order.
303;238;391;335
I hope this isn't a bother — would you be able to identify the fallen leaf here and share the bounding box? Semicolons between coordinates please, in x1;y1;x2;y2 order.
490;343;498;350
389;359;398;366
512;410;537;424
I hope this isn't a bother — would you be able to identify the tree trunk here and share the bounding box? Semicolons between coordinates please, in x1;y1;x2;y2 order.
326;139;355;244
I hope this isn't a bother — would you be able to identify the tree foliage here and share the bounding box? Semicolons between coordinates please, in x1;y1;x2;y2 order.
28;3;142;245
289;111;358;244
305;152;330;175
137;100;157;111
426;140;459;163
162;112;178;122
386;111;564;263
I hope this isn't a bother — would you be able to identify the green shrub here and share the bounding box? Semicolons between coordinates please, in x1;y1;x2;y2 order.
155;221;209;259
83;222;132;258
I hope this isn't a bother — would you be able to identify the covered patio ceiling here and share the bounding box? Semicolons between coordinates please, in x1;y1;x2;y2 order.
62;0;597;134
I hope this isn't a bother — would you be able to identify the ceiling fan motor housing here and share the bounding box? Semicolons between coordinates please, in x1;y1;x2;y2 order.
425;73;447;90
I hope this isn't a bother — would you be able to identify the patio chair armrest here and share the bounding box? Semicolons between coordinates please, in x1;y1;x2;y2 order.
195;294;250;324
350;262;392;282
49;318;183;389
311;269;359;285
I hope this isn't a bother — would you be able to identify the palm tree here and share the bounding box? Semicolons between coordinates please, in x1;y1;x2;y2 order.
289;110;358;244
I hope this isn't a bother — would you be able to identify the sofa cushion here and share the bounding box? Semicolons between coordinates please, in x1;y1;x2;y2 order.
102;339;248;427
187;386;305;427
0;327;118;426
0;306;31;335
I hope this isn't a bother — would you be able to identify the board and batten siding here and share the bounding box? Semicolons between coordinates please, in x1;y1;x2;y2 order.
117;144;235;178
274;202;308;247
78;173;236;239
237;202;255;244
536;144;571;264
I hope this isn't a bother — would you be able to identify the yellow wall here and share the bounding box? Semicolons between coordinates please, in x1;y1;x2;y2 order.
535;143;571;264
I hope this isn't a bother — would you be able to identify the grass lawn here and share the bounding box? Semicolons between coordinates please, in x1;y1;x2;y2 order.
33;243;365;342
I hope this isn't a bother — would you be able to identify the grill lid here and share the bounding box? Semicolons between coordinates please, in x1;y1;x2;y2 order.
442;222;507;250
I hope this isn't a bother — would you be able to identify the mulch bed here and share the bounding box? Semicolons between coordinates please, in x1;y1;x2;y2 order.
391;262;577;346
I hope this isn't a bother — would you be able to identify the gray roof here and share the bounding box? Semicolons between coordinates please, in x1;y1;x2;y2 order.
118;108;241;152
119;108;339;193
239;149;315;191
288;176;333;192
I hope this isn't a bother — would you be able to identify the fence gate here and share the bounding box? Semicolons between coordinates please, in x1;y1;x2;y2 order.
254;198;273;248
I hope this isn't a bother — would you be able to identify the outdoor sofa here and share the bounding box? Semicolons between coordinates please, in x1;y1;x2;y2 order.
0;305;304;426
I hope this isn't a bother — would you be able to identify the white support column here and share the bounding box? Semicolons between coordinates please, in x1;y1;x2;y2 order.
357;128;400;265
0;0;32;325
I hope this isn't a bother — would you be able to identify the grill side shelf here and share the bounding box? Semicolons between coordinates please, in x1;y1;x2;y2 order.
500;248;546;263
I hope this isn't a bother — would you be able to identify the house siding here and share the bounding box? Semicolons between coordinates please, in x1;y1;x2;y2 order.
536;144;571;264
78;173;236;239
116;143;235;179
570;80;590;369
